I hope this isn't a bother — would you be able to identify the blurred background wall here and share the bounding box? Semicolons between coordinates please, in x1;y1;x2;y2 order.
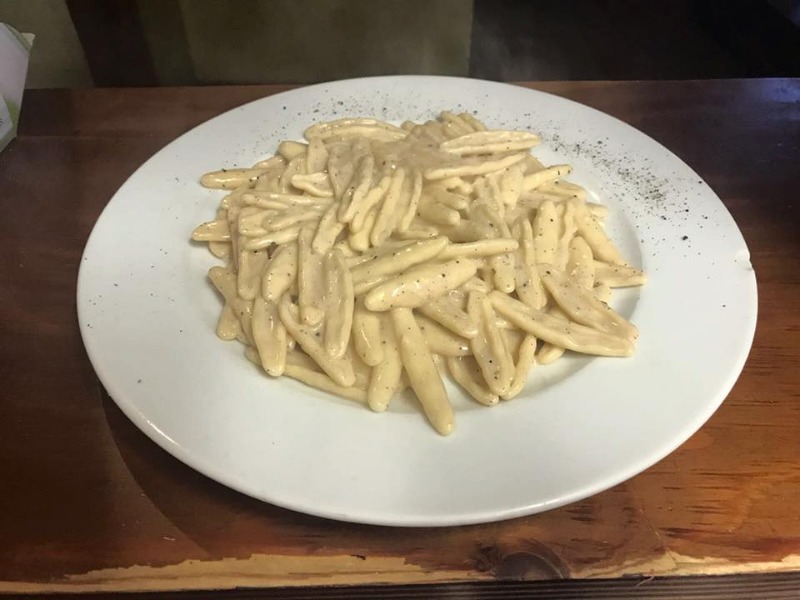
2;0;799;88
1;0;92;87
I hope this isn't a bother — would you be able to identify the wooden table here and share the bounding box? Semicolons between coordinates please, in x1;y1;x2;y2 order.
1;80;798;599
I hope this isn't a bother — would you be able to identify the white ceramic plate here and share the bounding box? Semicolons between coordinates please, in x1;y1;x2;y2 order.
78;76;757;526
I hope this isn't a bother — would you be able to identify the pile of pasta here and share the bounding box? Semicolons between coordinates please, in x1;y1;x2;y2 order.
192;111;646;435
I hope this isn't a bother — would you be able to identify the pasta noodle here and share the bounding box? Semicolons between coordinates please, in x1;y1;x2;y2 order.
192;110;646;435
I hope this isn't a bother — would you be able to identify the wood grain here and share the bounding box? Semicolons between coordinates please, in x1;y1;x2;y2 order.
0;80;798;596
4;573;800;600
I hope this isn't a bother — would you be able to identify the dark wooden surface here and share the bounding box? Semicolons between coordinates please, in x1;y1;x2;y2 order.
4;573;800;600
1;80;798;596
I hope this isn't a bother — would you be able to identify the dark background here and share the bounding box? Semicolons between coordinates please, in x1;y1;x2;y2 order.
471;0;800;80
4;0;800;88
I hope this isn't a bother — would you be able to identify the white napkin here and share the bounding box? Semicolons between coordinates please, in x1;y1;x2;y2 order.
0;23;34;152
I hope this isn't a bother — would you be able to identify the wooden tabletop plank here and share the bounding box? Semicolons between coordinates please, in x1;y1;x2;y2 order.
0;80;798;594
5;572;800;600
